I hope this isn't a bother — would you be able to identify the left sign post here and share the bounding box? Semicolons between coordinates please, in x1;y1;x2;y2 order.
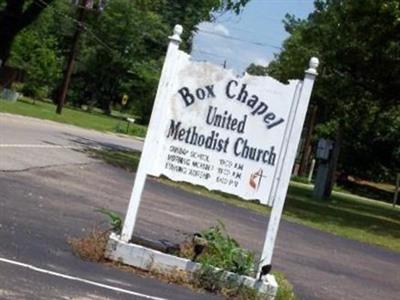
120;25;183;242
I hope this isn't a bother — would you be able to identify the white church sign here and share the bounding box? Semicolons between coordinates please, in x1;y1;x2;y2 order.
120;25;318;273
148;64;298;204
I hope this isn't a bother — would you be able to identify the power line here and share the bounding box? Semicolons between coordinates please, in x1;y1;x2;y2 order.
34;0;267;72
35;0;114;52
195;28;282;50
191;48;227;59
216;13;282;24
191;48;261;65
214;23;283;44
84;26;115;52
35;0;165;75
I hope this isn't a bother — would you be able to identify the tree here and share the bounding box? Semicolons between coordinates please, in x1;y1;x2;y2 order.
0;0;55;64
69;0;250;118
69;0;170;115
160;0;250;50
246;63;268;76
266;0;400;181
10;31;61;99
4;0;251;120
8;1;70;98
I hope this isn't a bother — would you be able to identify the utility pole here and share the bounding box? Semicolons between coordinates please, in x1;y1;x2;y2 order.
393;173;400;208
56;0;89;114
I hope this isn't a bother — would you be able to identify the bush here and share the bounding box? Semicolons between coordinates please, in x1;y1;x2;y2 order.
193;264;265;300
195;222;255;276
68;228;108;262
273;271;297;300
291;175;311;184
21;83;49;100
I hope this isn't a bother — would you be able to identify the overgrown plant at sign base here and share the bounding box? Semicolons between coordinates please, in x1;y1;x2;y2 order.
185;222;270;299
195;221;255;276
95;208;123;234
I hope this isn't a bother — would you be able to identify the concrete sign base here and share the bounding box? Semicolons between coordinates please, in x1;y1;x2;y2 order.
106;233;278;299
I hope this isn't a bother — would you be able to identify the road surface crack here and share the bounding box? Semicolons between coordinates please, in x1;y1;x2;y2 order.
0;162;100;173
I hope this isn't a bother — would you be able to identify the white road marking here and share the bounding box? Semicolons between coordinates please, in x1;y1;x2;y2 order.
0;257;168;300
0;144;76;149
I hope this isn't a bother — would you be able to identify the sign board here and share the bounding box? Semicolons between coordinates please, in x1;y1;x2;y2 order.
147;62;301;205
121;94;128;106
120;25;318;275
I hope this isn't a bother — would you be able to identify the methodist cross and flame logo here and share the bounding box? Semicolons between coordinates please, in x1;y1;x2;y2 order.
249;168;266;190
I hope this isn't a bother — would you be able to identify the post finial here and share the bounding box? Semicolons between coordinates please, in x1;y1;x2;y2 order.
306;57;319;75
169;24;183;43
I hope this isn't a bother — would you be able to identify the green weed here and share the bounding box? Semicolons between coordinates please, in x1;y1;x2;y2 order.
95;208;123;233
198;222;255;276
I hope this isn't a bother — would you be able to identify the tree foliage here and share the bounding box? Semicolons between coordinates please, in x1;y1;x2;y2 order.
0;0;55;63
8;1;71;98
263;0;400;180
68;0;250;119
2;0;249;119
246;63;268;76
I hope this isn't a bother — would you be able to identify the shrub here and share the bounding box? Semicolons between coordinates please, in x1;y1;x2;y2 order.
197;222;255;276
69;228;108;262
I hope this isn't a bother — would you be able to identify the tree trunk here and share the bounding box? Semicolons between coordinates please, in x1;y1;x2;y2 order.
0;0;54;64
0;34;13;64
298;105;318;176
326;126;342;197
0;2;22;63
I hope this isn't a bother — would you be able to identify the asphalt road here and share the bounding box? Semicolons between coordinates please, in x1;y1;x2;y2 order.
0;113;142;171
0;114;217;300
1;113;400;300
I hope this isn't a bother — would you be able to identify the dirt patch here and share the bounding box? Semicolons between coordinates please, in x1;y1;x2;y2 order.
68;228;109;262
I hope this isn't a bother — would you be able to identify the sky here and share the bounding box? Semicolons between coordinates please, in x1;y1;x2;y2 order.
191;0;315;72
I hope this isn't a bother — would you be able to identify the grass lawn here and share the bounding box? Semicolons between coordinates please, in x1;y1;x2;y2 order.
284;182;400;251
0;98;147;138
89;148;400;253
